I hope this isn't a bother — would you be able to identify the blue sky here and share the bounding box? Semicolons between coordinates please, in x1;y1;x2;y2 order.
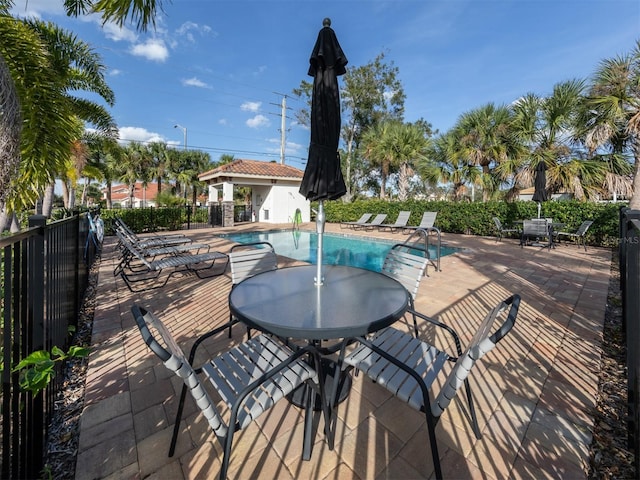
12;0;640;171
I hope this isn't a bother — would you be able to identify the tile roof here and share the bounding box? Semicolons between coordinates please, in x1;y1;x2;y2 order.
107;182;161;201
199;159;304;180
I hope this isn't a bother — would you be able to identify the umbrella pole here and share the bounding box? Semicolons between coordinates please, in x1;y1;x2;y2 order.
315;200;325;286
537;202;541;218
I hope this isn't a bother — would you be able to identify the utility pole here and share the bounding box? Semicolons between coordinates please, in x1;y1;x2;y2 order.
270;93;291;164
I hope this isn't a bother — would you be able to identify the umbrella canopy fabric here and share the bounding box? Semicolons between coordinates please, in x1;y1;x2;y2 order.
532;161;548;203
299;18;348;202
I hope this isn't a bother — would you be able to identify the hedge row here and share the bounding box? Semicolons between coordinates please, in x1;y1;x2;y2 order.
322;199;624;247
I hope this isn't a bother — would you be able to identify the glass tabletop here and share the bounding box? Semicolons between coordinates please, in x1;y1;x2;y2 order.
229;264;410;340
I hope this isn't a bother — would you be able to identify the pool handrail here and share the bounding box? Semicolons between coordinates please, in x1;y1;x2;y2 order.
403;227;441;273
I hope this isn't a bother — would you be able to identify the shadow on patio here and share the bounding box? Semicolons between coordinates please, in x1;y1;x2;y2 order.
75;223;611;479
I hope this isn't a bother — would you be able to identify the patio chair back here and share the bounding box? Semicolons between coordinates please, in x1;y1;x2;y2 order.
228;242;278;337
575;220;593;237
433;294;520;416
419;211;437;228
229;242;278;285
382;243;429;302
556;220;594;251
131;305;327;480
521;219;551;248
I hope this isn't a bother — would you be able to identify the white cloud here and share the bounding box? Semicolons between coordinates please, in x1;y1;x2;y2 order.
241;101;261;113
102;22;138;42
246;115;270;129
175;21;215;43
182;77;211;89
253;65;267;76
109;69;122;77
130;39;169;62
118;126;165;144
267;138;303;156
286;140;304;155
10;0;64;17
218;119;228;125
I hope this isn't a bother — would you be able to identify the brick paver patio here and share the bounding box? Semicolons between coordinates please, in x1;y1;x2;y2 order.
75;222;611;479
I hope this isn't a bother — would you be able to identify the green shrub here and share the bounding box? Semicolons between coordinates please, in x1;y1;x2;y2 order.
323;199;623;247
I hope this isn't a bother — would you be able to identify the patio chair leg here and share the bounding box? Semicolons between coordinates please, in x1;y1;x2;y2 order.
464;379;482;439
302;384;314;461
169;384;189;456
426;412;443;480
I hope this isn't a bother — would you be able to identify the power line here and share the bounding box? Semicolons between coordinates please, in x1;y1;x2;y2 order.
116;136;307;166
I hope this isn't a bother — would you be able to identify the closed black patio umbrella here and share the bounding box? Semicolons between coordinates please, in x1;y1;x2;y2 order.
300;18;348;285
532;161;548;218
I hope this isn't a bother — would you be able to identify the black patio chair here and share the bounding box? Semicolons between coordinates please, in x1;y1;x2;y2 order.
492;217;519;242
329;294;521;480
131;305;332;480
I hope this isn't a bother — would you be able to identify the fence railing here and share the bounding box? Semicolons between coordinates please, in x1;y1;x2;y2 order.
0;212;96;479
620;207;640;476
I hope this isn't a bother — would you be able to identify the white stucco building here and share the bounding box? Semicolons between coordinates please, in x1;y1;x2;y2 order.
198;159;310;225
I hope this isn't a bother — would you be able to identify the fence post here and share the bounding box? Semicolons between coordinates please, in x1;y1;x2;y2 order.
622;209;640;473
27;214;46;478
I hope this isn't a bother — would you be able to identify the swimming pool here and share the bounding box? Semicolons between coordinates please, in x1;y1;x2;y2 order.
216;230;458;272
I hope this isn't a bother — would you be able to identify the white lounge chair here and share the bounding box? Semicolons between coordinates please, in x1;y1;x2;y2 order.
115;231;228;291
352;213;387;231
402;211;437;234
340;213;373;229
377;211;412;233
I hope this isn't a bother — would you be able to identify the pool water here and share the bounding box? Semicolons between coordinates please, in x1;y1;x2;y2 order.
217;230;459;272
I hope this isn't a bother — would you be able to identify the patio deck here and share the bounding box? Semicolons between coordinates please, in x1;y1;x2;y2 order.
75;223;612;479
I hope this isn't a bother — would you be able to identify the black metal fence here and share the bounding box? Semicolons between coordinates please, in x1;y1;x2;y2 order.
620;207;640;476
0;212;96;479
101;204;256;234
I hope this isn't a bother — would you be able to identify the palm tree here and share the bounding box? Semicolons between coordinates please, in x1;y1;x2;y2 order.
386;122;429;201
453;103;522;201
360;122;394;199
424;131;482;201
0;16;115;228
63;0;164;31
84;132;121;209
512;79;626;201
581;40;640;207
0;15;77;221
0;0;159;219
118;142;145;207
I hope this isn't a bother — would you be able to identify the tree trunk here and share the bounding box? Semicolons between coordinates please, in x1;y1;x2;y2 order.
379;161;389;199
68;186;76;209
61;181;70;208
9;212;20;233
397;162;410;201
105;180;112;209
42;183;55;217
344;120;357;202
81;177;89;206
0;207;9;233
0;53;22;208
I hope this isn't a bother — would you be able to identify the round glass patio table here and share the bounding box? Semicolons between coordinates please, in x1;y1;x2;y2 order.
228;264;410;341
